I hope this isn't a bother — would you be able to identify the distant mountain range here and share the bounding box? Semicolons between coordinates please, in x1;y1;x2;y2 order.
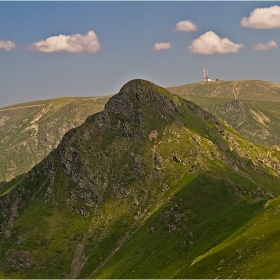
1;79;280;278
168;80;280;101
0;96;110;182
168;80;280;148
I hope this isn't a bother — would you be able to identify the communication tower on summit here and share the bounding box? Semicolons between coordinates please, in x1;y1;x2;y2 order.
203;66;209;82
203;67;223;82
203;66;206;82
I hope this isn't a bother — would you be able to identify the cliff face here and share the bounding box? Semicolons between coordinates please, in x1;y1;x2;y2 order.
1;79;280;279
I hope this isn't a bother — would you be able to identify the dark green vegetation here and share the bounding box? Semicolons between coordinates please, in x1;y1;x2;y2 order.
1;79;280;278
0;96;110;182
168;80;280;148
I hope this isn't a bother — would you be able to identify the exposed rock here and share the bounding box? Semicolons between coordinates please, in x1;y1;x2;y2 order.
105;94;134;117
120;79;181;120
131;154;145;177
94;110;111;130
149;129;158;140
162;184;169;191
122;122;133;138
16;236;25;244
4;229;11;238
5;249;33;269
172;153;181;163
154;152;163;169
70;243;86;279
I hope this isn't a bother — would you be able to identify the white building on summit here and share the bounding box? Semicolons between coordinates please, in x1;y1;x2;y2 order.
203;67;223;82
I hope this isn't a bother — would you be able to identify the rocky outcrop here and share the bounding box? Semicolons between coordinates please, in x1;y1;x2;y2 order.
154;152;163;169
113;80;181;120
5;249;33;269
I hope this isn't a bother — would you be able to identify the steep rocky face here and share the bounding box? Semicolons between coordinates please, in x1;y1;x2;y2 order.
1;79;280;279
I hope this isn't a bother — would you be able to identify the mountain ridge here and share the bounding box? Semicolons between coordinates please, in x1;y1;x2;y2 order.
0;96;110;182
1;79;280;278
167;79;280;102
2;79;280;184
168;80;280;147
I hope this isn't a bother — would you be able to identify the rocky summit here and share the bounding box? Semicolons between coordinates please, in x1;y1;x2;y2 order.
1;79;280;279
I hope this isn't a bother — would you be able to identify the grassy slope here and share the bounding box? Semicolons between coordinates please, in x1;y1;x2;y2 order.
184;195;280;279
89;132;280;278
90;170;267;279
1;80;280;279
167;80;280;102
168;80;280;147
0;96;110;182
184;96;280;147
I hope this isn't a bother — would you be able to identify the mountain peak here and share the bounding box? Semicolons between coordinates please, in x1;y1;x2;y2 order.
114;78;177;105
120;78;158;92
92;79;181;130
2;79;280;279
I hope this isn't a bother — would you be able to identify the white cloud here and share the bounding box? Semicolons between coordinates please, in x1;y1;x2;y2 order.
188;31;244;55
28;30;100;54
0;40;16;51
174;20;198;32
253;40;278;50
241;5;280;29
153;42;171;50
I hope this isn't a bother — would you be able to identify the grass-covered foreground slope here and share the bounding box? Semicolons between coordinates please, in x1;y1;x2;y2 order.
0;96;110;182
168;80;280;147
183;195;280;279
1;79;280;278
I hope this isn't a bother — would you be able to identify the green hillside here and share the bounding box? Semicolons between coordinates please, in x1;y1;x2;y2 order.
1;79;280;278
168;80;280;102
0;96;110;182
168;80;280;147
184;195;280;278
2;79;280;183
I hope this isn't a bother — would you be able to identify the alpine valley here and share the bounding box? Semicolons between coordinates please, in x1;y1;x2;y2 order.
1;79;280;279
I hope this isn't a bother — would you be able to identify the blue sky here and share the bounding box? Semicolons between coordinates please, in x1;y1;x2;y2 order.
0;1;280;107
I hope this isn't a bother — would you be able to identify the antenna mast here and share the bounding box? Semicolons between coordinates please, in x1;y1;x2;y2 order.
203;66;206;82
